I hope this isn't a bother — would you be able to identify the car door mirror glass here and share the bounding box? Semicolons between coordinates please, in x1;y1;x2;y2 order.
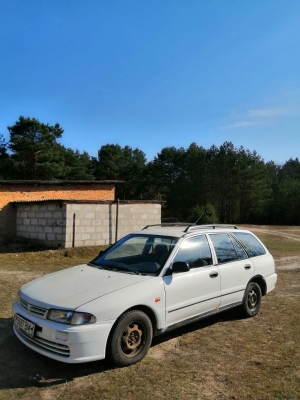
171;261;190;273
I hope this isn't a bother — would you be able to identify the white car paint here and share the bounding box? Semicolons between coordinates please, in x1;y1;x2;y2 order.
19;264;153;309
163;265;221;326
12;226;277;365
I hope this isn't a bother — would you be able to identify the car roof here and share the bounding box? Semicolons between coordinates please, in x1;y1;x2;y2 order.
133;224;241;238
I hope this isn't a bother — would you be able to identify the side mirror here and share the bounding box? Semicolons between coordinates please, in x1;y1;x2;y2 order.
170;261;190;274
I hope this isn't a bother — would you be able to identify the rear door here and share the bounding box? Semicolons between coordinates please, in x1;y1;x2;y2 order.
208;233;254;309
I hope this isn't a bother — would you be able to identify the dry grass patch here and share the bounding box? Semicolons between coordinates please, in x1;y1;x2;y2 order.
0;226;299;399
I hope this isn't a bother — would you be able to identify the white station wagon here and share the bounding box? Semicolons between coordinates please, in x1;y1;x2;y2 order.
12;224;277;367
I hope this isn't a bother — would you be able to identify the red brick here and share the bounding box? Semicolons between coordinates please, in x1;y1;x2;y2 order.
0;182;116;242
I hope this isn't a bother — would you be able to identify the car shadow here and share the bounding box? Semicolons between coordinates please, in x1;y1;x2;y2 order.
0;317;113;390
0;309;243;389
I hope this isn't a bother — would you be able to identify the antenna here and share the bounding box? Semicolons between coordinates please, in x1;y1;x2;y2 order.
192;208;206;226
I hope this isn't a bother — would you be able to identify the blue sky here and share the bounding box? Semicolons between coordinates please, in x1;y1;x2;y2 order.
1;0;299;164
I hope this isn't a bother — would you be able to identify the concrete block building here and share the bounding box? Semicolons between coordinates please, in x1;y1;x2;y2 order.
0;181;162;248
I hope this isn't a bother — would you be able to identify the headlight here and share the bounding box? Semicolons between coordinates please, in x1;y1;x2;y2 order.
71;312;96;325
47;309;96;325
47;309;73;324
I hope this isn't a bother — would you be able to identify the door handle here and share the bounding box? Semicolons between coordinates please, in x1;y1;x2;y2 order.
244;264;251;270
209;272;219;278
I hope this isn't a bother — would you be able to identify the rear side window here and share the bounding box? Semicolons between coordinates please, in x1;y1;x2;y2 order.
209;233;238;264
230;235;248;260
233;232;266;257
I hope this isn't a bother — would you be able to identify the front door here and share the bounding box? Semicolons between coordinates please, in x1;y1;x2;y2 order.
163;235;220;327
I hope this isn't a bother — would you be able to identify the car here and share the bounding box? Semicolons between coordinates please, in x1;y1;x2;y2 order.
12;224;277;367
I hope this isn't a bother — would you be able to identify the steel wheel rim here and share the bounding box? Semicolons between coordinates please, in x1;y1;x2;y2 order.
247;289;258;310
121;321;146;357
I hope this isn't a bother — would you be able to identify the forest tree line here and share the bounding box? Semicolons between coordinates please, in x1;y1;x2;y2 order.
1;116;299;225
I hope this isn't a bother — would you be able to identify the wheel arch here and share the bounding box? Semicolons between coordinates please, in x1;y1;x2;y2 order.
107;305;158;346
249;275;267;296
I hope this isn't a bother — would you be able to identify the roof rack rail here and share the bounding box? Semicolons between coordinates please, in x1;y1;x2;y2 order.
142;223;238;231
142;223;191;230
184;224;238;233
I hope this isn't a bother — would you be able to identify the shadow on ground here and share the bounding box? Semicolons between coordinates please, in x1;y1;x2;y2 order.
0;243;52;254
0;308;242;390
0;317;111;390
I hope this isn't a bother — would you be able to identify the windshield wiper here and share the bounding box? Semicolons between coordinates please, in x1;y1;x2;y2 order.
107;264;139;275
87;262;111;270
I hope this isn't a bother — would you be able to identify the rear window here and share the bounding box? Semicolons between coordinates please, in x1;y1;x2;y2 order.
233;232;266;257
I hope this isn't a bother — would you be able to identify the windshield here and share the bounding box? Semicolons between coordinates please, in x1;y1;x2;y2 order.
90;234;178;275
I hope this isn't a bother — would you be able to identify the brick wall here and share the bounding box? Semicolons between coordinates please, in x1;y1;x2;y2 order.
16;202;66;248
65;202;161;247
0;181;115;242
15;201;161;248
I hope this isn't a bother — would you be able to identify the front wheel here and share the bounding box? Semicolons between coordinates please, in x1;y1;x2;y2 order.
242;282;262;318
108;310;153;367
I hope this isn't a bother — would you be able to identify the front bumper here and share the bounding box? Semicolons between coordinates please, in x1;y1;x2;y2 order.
12;301;116;363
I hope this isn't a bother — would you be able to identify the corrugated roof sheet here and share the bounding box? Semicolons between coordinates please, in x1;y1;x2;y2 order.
0;180;124;185
12;199;164;204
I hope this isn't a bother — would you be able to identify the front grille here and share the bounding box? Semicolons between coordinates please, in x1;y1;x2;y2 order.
19;297;47;318
15;327;70;357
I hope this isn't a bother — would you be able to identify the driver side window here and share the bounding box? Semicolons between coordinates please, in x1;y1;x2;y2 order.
173;235;212;268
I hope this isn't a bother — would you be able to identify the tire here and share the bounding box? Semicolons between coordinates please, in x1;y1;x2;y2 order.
242;282;262;318
108;310;153;367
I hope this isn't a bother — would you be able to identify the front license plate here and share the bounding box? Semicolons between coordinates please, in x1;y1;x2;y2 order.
14;314;35;338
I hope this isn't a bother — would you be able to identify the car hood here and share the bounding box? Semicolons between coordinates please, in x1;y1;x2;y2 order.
20;264;153;309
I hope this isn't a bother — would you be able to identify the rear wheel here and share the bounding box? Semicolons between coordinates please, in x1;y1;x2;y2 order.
242;282;262;317
109;310;153;367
